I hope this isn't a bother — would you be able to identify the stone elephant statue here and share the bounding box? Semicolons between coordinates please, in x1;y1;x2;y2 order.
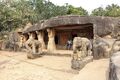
24;32;43;59
25;39;42;59
71;37;93;70
25;36;42;59
72;37;92;60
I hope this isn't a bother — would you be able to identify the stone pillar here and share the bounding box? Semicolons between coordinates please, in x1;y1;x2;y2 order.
19;34;24;47
25;32;34;52
47;28;56;52
23;35;27;42
36;31;46;49
29;32;34;40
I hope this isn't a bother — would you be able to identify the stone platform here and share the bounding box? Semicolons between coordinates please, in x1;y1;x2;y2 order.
42;49;73;57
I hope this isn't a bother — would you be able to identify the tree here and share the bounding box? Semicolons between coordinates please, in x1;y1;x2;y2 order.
91;4;120;17
11;0;37;25
0;0;36;32
33;0;67;19
91;7;106;16
105;4;120;17
0;1;14;31
67;5;88;15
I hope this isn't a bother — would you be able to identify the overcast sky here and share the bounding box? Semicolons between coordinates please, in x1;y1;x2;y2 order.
50;0;120;13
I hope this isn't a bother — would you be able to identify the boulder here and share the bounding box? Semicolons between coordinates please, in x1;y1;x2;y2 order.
109;51;120;80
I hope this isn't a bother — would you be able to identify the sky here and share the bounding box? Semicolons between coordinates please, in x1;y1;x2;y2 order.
49;0;120;13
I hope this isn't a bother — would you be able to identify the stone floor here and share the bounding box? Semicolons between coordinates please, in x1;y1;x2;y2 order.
0;51;109;80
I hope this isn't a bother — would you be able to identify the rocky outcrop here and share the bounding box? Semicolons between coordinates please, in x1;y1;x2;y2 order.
93;38;113;59
44;16;119;37
109;51;120;80
23;15;120;39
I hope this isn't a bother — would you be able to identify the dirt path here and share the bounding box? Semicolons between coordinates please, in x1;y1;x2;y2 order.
72;59;109;80
0;51;109;80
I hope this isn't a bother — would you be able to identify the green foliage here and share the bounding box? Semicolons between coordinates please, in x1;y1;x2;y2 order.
105;4;120;17
0;2;14;31
34;0;67;19
91;4;120;17
0;0;36;31
67;5;88;15
91;7;106;16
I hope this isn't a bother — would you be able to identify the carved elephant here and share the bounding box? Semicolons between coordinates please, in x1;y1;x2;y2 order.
25;39;42;59
25;32;42;59
71;37;92;70
72;37;92;60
